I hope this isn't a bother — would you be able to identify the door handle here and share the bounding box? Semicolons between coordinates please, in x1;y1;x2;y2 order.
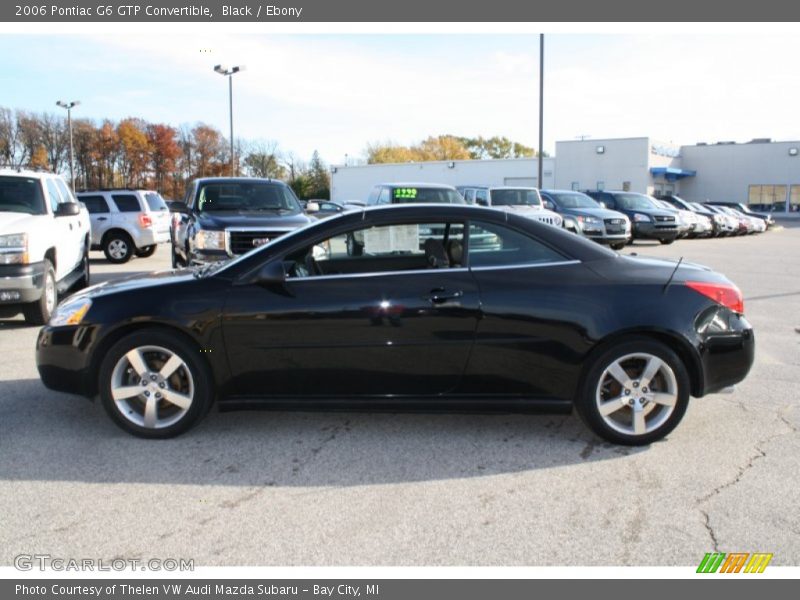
423;288;464;304
97;217;108;221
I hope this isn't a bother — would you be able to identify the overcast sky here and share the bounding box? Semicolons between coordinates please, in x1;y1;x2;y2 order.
1;33;798;164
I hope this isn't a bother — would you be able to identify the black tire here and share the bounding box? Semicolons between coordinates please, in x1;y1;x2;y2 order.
346;234;363;257
575;337;691;445
103;231;134;264
73;242;91;292
135;245;157;258
98;329;214;439
658;238;675;245
610;242;626;251
171;244;187;268
23;259;57;325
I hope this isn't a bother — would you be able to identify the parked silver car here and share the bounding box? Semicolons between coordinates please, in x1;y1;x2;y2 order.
77;189;172;263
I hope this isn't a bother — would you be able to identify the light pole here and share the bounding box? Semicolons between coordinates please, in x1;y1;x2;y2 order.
213;64;244;177
537;34;544;190
56;100;79;190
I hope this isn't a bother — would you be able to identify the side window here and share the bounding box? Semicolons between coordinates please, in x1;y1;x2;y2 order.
475;189;488;206
55;179;77;203
366;186;380;205
377;188;391;205
468;221;567;268
464;189;475;204
45;180;63;212
285;221;466;278
112;194;141;212
80;195;110;214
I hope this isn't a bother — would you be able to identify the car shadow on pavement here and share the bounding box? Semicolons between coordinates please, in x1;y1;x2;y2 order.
0;378;645;488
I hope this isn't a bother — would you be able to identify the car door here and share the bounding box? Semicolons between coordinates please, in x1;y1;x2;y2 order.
460;219;595;399
44;179;79;278
78;194;111;246
222;218;481;397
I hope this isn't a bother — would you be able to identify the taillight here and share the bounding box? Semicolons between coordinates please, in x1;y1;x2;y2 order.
138;213;152;228
685;281;744;314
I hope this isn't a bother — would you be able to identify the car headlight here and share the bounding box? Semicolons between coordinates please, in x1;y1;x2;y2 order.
633;213;651;223
195;229;226;250
49;297;92;327
0;232;29;265
578;216;601;225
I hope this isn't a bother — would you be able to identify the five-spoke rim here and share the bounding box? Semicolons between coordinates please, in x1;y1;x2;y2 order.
595;352;678;436
108;239;128;259
110;345;194;429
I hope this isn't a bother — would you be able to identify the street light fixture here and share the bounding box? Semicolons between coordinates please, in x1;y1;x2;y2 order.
56;100;80;190
213;64;244;177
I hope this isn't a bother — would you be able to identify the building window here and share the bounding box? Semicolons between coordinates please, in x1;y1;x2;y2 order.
748;185;788;211
571;181;579;191
791;185;800;211
622;181;631;191
597;181;605;191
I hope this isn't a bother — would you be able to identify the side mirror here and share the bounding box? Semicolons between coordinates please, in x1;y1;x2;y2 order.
543;200;554;210
55;202;80;217
599;201;607;208
254;260;286;285
306;201;320;213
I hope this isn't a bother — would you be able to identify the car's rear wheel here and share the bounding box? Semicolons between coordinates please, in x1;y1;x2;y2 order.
103;232;134;263
610;242;626;250
575;338;690;445
99;330;213;438
659;238;675;245
135;245;157;258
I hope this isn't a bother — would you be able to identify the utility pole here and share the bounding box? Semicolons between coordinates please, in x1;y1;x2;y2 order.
538;34;544;190
214;65;244;177
56;100;80;190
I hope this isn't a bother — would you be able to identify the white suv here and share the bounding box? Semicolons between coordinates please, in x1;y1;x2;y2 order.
0;169;91;324
76;189;171;263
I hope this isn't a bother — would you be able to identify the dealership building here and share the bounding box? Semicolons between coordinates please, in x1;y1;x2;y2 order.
330;136;800;211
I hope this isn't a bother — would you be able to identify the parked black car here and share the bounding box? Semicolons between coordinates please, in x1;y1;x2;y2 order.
585;191;680;244
170;178;314;267
36;204;754;445
540;189;631;250
707;201;775;228
304;200;347;219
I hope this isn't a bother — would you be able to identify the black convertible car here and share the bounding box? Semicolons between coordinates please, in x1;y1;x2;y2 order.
36;204;754;444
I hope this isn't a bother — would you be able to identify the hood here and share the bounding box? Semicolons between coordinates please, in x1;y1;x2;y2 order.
0;211;46;233
196;211;312;230
562;207;627;220
73;269;198;300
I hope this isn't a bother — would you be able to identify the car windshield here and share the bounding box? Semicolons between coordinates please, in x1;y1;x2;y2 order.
196;182;302;213
614;193;657;210
490;189;542;207
391;187;465;204
0;176;46;215
145;192;168;211
691;203;712;214
550;192;600;209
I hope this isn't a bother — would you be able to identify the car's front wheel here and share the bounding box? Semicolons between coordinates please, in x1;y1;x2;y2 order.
23;259;56;325
610;242;626;250
98;330;213;438
575;338;690;445
659;238;675;245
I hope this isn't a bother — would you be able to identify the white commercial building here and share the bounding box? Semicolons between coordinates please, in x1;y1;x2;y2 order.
330;136;800;212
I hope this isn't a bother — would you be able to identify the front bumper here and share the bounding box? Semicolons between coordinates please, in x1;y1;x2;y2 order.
0;261;46;305
633;222;679;241
36;324;96;397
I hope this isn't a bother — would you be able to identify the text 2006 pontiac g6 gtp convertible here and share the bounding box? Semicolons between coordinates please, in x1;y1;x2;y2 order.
36;204;754;444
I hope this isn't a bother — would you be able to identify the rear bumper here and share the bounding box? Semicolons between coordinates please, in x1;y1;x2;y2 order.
697;312;755;396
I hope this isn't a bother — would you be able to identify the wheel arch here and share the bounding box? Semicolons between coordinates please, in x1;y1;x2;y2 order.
87;322;215;398
579;328;704;399
44;247;56;271
101;228;134;244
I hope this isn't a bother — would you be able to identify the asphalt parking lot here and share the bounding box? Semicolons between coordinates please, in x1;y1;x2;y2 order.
1;226;798;567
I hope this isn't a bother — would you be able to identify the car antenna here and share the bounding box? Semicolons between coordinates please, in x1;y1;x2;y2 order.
663;256;683;294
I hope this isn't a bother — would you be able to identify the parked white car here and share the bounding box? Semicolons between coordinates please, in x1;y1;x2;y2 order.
0;169;90;324
76;189;171;263
457;186;564;228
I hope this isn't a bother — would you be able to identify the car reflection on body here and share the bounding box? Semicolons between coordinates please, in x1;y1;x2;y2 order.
36;204;754;445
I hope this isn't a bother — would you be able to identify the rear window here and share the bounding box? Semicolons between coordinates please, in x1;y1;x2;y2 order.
112;194;142;212
391;187;464;204
80;195;110;214
491;189;542;207
145;192;168;211
0;176;46;215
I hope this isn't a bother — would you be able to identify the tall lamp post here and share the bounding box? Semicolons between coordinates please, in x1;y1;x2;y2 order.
213;64;244;177
537;34;544;190
56;100;79;190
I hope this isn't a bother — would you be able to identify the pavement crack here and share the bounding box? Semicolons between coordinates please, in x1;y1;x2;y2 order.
700;509;720;552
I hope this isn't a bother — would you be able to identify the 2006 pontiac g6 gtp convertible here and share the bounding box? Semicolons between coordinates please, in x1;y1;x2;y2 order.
36;204;754;444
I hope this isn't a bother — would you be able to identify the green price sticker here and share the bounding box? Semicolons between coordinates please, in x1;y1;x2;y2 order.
394;188;418;199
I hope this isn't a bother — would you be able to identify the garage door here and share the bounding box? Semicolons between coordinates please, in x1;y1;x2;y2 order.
504;177;538;186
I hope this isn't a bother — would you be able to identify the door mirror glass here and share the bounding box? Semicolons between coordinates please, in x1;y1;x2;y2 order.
55;202;80;217
306;201;320;213
254;260;286;284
